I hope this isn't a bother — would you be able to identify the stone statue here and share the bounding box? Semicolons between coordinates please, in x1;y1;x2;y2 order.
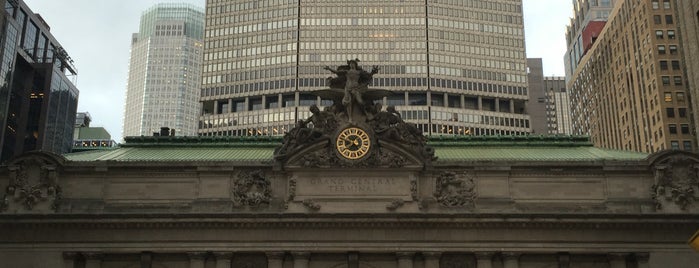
324;59;379;122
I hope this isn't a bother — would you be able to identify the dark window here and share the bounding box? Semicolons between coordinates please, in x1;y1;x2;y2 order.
386;94;405;106
683;141;692;151
666;15;673;24
679;108;687;117
681;124;690;134
265;95;279;109
666;107;675;117
431;93;444;106
298;94;316;106
408;93;427;105
671;60;680;70
669;124;677;134
654;15;662;24
660;61;668;70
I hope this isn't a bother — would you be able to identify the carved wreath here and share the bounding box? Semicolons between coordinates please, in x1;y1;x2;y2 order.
233;170;272;207
434;171;477;208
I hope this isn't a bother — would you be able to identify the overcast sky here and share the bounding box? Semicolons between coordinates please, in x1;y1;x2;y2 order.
23;0;573;142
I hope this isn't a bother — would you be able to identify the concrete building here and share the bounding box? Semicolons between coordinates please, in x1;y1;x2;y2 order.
568;0;695;153
526;59;571;135
525;58;546;134
0;0;79;163
564;0;617;83
675;1;699;147
544;77;571;135
122;3;204;138
200;0;530;137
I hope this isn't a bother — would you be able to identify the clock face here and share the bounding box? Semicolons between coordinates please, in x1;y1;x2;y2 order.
335;127;371;160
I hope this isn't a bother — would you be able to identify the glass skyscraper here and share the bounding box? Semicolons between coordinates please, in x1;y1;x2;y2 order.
200;0;529;137
123;3;205;137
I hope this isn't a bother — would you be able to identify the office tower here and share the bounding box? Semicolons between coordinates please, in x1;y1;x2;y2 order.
544;77;571;135
526;58;546;134
200;0;530;137
0;0;79;162
568;0;695;152
526;58;571;135
122;3;204;137
564;0;616;83
675;1;699;146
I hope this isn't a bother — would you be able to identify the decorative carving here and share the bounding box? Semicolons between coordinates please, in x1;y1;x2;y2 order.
386;199;405;211
434;171;477;208
410;177;418;201
274;60;435;169
1;156;62;212
651;154;699;210
302;199;321;211
284;177;297;210
233;170;272;207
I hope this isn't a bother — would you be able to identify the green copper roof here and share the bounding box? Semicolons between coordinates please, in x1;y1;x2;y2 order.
63;135;649;163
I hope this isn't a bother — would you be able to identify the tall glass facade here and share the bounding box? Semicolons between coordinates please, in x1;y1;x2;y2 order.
200;0;529;137
0;0;80;162
123;3;205;137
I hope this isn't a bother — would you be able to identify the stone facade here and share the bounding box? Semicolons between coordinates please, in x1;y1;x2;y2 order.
1;140;698;267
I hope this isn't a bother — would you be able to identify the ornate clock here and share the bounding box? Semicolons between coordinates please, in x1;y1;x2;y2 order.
335;127;371;160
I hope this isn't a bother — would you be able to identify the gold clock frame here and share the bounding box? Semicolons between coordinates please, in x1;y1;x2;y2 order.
335;127;371;160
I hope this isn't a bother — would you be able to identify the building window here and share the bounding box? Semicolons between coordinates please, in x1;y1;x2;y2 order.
666;15;674;24
677;92;685;102
671;60;680;70
668;30;675;39
667;107;675;117
663;0;671;9
654;15;662;24
658;45;666;54
681;124;690;134
652;0;659;9
683;141;692;151
669;45;678;54
662;76;671;86
674;76;683;85
656;30;664;39
679;108;687;117
669;124;677;134
671;141;680;150
660;61;668;70
664;93;673;102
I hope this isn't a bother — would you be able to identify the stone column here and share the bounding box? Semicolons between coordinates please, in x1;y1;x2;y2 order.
267;252;285;268
188;252;207;268
502;253;520;268
608;253;627;268
477;96;483;110
83;252;103;268
474;252;493;268
396;252;415;268
494;98;500;112
227;99;233;113
509;100;515;113
214;252;233;268
292;252;310;268
423;252;441;268
63;252;78;268
214;100;220;114
636;253;650;268
460;95;465;109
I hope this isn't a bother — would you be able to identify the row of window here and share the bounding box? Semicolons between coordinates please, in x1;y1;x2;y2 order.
655;29;676;39
668;124;691;135
198;124;529;137
651;0;672;10
653;14;673;25
660;76;683;86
